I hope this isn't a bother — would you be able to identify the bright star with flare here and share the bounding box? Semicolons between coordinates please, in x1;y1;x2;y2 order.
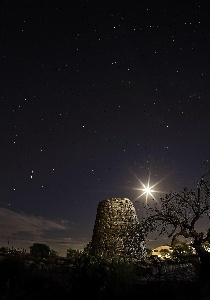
137;181;157;202
133;174;165;204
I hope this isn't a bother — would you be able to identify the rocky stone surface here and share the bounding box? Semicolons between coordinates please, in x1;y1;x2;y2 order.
139;263;198;283
91;197;146;261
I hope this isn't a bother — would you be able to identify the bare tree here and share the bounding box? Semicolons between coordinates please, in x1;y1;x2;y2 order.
142;166;210;269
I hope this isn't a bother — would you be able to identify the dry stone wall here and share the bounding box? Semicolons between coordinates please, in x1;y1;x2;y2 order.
91;197;146;261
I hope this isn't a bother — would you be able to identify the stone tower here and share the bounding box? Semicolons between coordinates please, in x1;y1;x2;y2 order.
90;197;146;261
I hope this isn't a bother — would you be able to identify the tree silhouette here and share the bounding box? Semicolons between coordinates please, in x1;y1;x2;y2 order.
29;243;50;259
143;166;210;271
171;239;194;261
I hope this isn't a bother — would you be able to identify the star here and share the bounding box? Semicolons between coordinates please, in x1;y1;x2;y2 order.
133;174;166;204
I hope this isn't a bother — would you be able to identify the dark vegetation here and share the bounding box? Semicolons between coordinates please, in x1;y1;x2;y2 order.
0;245;208;300
142;164;210;275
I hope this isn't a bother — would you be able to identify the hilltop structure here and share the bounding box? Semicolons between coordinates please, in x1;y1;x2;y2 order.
90;197;146;261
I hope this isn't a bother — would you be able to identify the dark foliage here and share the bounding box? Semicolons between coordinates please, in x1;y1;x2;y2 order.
142;167;210;273
29;243;51;259
0;253;209;300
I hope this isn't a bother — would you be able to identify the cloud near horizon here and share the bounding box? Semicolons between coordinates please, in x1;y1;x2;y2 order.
0;207;89;255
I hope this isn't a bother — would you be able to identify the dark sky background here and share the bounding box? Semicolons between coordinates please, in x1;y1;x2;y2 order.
1;0;210;256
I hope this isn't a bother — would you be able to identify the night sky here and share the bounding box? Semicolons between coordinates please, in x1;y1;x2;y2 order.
1;0;210;256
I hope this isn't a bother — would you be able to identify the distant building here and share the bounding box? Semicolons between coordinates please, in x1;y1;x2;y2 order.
90;197;146;261
151;245;173;259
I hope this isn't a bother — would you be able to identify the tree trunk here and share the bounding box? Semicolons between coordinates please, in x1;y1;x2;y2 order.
193;244;210;298
193;244;210;274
